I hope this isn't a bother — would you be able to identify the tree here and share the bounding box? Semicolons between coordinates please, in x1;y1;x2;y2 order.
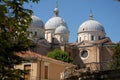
115;0;120;2
110;42;120;70
47;49;74;63
0;0;40;79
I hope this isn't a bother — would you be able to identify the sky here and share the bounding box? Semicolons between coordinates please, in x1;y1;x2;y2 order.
25;0;120;43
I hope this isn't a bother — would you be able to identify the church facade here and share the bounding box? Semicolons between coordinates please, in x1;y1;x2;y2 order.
27;6;115;72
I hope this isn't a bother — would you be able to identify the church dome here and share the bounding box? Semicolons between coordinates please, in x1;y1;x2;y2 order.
55;25;69;34
45;17;67;29
45;8;67;30
78;13;105;33
78;20;105;33
77;13;106;43
30;16;44;28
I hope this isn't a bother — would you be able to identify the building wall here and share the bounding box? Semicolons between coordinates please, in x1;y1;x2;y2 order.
27;27;45;39
54;33;69;44
15;57;71;80
45;29;55;43
77;44;114;71
78;45;100;71
46;62;67;80
78;31;105;43
15;62;38;80
99;45;114;70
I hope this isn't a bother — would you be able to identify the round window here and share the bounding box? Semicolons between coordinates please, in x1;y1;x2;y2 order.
80;50;88;59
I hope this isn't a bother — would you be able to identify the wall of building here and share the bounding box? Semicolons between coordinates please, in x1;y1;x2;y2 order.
78;31;105;43
99;45;114;70
15;56;72;80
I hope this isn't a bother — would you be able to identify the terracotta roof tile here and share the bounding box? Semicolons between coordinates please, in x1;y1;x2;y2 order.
95;37;110;44
17;51;73;65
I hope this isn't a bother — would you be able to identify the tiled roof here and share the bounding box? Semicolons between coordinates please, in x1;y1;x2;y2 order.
17;51;73;66
95;37;115;45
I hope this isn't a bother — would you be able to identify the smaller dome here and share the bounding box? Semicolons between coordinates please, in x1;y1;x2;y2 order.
55;25;69;34
30;16;44;28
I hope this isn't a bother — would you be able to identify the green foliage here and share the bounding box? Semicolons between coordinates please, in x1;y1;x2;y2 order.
47;49;74;63
110;42;120;70
115;0;120;2
0;0;40;79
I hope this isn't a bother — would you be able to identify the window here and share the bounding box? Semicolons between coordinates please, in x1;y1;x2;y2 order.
83;28;84;31
91;35;94;40
81;50;88;58
79;37;81;42
24;65;31;80
98;36;101;40
80;50;89;60
44;66;48;79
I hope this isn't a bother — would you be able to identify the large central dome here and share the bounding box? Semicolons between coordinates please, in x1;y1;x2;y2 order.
45;7;67;30
45;16;67;29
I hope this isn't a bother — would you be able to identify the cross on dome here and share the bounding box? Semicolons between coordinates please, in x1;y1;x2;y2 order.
89;10;94;20
54;0;59;16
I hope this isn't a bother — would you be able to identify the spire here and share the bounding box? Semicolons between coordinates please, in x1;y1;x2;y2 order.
89;10;94;20
56;0;58;8
54;0;59;16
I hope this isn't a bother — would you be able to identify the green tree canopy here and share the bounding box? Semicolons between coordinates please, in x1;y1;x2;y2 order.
0;0;40;79
110;42;120;70
116;0;120;2
47;49;74;63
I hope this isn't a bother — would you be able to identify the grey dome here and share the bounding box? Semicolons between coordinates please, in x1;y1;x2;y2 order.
45;7;67;30
30;16;44;28
55;25;69;34
78;19;105;33
45;16;67;30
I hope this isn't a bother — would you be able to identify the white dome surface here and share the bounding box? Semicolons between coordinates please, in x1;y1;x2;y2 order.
30;16;44;28
45;16;67;30
78;20;105;33
55;25;69;34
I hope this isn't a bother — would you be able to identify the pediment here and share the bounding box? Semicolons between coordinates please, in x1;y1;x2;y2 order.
77;41;94;47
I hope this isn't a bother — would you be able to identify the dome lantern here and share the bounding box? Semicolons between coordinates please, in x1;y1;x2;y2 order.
54;8;59;16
